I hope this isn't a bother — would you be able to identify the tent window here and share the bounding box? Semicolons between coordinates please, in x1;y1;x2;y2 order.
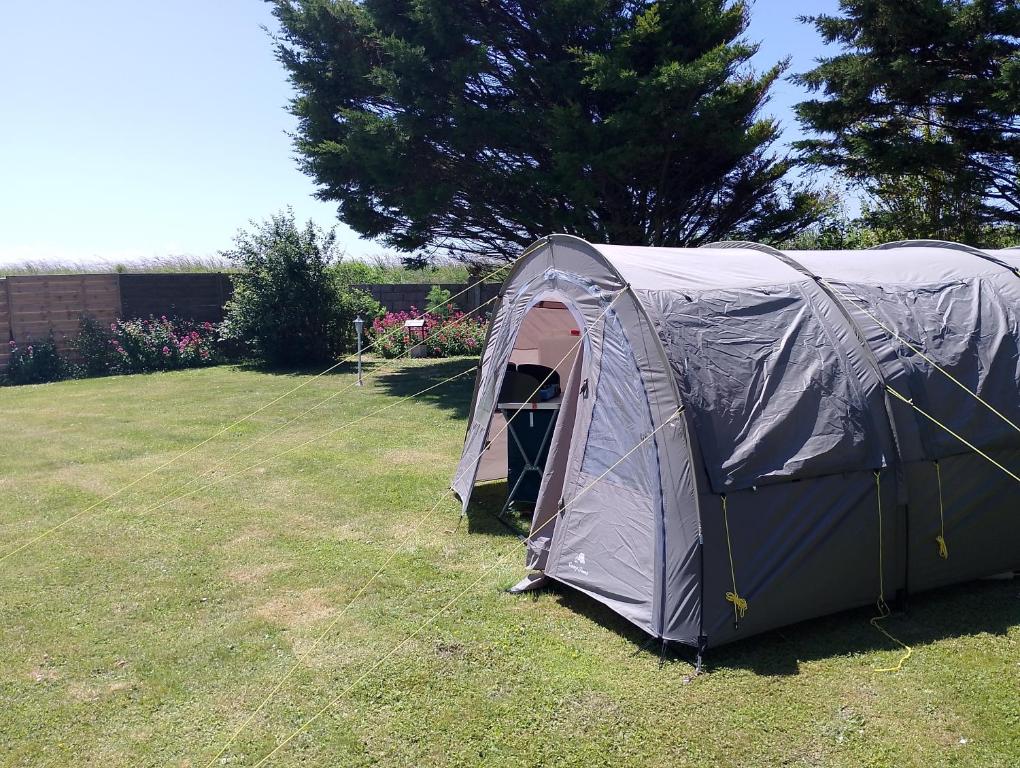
578;313;659;495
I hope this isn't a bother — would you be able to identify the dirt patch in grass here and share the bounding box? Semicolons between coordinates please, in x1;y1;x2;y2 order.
565;689;625;727
435;640;467;661
67;680;137;703
380;448;448;467
222;527;273;549
51;464;118;497
226;561;290;585
29;665;60;684
254;588;334;631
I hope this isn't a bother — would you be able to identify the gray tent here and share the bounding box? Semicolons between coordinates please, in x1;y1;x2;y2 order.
996;247;1020;272
454;235;1020;654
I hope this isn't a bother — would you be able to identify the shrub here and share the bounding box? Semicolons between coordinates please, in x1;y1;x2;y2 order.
425;286;454;320
71;315;120;376
369;307;487;359
4;337;69;385
106;316;221;374
331;260;387;285
221;210;381;366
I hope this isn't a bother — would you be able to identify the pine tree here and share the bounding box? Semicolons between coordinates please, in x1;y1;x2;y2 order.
795;0;1020;241
271;0;825;260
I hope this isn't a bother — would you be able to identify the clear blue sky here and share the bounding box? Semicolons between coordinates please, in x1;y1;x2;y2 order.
0;0;844;267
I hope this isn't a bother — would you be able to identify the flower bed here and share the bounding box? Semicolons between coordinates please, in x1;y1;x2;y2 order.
104;316;221;373
2;315;224;386
369;306;487;358
5;338;68;385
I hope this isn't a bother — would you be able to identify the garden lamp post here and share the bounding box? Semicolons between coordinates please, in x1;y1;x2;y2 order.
354;315;364;386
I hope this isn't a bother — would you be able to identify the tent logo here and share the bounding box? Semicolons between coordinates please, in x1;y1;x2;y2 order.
568;552;588;576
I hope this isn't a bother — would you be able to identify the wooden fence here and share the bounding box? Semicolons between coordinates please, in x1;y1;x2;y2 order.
120;273;233;322
0;275;122;369
0;273;497;372
354;282;500;314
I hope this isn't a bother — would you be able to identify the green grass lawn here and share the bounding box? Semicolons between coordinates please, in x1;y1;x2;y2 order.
1;361;1017;767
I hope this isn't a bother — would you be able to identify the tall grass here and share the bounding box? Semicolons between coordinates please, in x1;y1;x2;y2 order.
1;253;497;282
0;255;232;276
334;253;479;284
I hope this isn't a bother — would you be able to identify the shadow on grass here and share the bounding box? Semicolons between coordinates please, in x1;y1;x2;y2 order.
235;356;479;419
499;569;1019;675
702;576;1019;676
234;357;380;378
373;358;478;421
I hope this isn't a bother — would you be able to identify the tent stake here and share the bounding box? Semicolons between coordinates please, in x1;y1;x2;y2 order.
695;635;708;675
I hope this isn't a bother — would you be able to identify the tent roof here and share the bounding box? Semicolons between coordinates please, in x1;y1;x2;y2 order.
571;239;1015;294
791;245;1009;284
594;244;808;291
995;247;1020;270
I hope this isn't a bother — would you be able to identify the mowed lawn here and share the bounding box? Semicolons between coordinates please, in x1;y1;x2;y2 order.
1;361;1018;768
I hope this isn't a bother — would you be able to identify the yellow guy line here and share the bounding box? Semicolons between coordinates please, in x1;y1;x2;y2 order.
173;294;501;496
201;289;626;767
821;278;1020;436
248;551;518;767
0;264;512;565
243;400;683;768
719;495;747;624
886;387;1020;483
869;470;913;673
134;366;478;522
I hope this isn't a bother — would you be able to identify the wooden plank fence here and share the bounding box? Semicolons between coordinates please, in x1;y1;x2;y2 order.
355;282;500;314
0;274;121;366
0;273;499;373
0;278;10;370
119;273;233;323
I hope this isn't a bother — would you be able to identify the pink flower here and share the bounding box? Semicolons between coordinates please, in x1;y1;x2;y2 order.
110;323;117;331
162;346;171;356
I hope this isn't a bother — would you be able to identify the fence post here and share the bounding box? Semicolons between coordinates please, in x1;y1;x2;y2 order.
4;277;11;343
0;278;11;373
